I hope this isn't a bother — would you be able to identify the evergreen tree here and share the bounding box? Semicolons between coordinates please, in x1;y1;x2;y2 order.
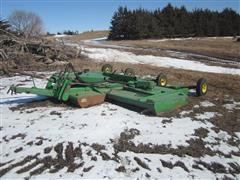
108;4;240;40
108;6;131;40
219;8;240;36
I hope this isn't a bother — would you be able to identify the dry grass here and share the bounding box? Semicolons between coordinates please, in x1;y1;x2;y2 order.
64;30;109;41
106;37;240;60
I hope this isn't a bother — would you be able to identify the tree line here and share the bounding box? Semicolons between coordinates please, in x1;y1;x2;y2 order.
108;4;240;40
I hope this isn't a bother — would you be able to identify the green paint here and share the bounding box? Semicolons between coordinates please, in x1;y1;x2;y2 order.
8;64;196;115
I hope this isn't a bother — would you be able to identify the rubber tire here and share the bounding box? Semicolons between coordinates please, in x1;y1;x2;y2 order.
196;78;207;96
101;64;113;73
124;68;135;77
156;73;167;87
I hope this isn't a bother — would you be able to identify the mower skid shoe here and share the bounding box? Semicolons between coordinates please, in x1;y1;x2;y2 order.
69;94;106;108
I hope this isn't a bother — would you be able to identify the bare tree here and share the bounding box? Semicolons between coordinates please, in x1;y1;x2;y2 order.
8;10;44;38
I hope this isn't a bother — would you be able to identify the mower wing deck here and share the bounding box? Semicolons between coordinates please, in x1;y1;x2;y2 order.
107;86;189;115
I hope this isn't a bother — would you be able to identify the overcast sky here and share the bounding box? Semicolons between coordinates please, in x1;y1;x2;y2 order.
1;0;239;33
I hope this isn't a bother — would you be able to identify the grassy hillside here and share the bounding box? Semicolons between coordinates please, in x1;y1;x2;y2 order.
64;30;109;41
107;37;240;60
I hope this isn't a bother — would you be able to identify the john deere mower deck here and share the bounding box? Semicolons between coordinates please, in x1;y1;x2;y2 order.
8;63;208;115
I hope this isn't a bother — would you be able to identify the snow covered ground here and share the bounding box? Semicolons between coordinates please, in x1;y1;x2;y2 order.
82;48;240;75
83;37;107;44
59;36;239;72
1;75;240;179
54;34;67;38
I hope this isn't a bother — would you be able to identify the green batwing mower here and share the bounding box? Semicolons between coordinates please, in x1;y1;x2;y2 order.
8;63;208;115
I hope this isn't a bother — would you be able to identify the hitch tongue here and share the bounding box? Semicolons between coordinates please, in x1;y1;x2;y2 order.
7;85;16;95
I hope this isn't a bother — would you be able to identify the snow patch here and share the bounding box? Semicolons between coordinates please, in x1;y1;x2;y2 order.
148;37;196;42
82;48;240;75
54;34;66;37
223;101;240;110
195;112;216;120
200;101;215;107
148;37;233;42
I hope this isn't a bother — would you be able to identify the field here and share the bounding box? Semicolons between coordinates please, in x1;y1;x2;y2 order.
63;30;109;41
64;32;240;61
106;37;240;61
1;32;240;179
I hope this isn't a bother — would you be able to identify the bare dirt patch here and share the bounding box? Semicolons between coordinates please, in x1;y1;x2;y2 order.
10;133;26;140
195;161;228;174
160;159;189;172
113;125;239;171
134;157;151;170
115;166;126;172
112;129;239;175
0;142;85;177
194;128;209;139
